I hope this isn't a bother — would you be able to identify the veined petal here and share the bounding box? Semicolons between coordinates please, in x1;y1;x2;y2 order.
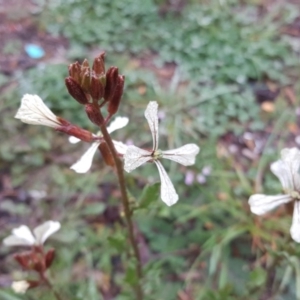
270;160;292;191
15;94;61;128
113;140;128;155
281;148;300;191
144;101;159;151
107;116;129;134
291;201;300;243
162;144;200;166
123;145;152;172
3;225;35;246
154;160;179;206
248;194;292;215
33;221;61;245
70;142;100;173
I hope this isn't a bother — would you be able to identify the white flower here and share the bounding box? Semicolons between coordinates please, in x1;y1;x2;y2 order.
248;148;300;242
11;280;30;294
124;101;200;206
70;116;129;173
3;221;61;247
15;94;62;128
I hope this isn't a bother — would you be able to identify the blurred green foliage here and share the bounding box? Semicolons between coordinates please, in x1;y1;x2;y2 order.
37;0;297;83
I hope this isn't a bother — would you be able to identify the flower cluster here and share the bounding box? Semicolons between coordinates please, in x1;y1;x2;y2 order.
3;221;61;293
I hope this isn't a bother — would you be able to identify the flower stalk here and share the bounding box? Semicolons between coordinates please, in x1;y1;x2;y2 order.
97;112;144;300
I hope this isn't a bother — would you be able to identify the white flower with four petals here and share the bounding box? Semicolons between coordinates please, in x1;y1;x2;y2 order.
249;148;300;242
70;116;129;173
124;101;200;206
3;221;61;247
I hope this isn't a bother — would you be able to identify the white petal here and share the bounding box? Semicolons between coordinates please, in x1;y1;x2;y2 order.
69;136;81;144
15;94;61;128
281;148;300;191
11;281;30;294
69;132;99;144
154;160;179;206
107;116;129;133
113;140;128;155
248;194;292;215
123;145;152;172
70;142;100;173
162;144;200;166
144;101;159;151
3;225;35;246
291;201;300;242
33;221;61;245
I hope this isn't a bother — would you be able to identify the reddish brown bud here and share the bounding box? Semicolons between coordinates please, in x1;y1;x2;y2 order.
81;59;90;69
27;280;40;289
107;75;125;115
32;257;44;273
14;254;29;269
99;142;115;167
90;75;104;101
65;77;88;105
45;248;56;269
33;263;43;273
85;103;104;126
92;53;105;76
68;62;81;83
104;67;119;101
55;120;94;142
81;70;91;92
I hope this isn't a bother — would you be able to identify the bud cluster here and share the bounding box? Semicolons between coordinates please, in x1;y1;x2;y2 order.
65;52;125;126
13;247;56;291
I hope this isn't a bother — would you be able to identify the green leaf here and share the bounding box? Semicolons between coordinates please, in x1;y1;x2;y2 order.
124;262;138;286
249;268;267;288
108;235;126;252
81;203;106;216
0;290;24;300
138;183;160;208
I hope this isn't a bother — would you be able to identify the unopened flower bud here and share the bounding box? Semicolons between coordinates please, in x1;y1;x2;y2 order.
68;61;81;83
14;254;29;269
99;142;115;167
81;69;91;93
92;53;105;76
33;261;44;273
65;77;88;105
104;67;119;101
90;75;104;101
107;75;125;115
27;280;40;289
81;59;90;69
45;248;55;269
85;103;104;126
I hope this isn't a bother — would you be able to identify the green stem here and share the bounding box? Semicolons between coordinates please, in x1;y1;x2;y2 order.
98;113;144;300
41;273;63;300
